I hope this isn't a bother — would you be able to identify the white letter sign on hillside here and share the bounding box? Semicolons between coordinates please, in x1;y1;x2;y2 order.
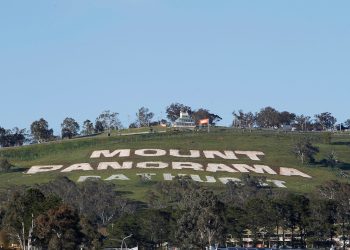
206;163;238;173
77;176;101;182
232;164;277;175
190;175;216;183
218;177;242;184
105;174;130;181
97;162;132;170
27;165;63;174
169;149;200;158
90;149;130;158
279;167;312;178
61;163;93;172
203;150;238;159
135;149;166;157
172;162;204;171
234;151;265;161
136;162;168;169
26;148;313;187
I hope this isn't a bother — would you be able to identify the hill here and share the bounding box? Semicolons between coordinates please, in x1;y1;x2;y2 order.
0;128;349;200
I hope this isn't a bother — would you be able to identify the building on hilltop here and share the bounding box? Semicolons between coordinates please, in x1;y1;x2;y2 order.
172;111;196;130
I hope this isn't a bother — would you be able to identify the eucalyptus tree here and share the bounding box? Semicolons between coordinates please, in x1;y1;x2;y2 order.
30;118;54;143
61;117;80;139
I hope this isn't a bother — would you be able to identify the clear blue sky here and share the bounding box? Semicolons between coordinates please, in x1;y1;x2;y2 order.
1;0;349;133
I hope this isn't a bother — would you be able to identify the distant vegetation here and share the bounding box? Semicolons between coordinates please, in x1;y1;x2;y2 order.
0;176;349;249
0;103;349;148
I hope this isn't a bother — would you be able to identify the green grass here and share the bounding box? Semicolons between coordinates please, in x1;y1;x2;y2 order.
1;128;349;200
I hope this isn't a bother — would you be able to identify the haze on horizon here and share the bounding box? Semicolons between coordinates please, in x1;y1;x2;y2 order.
0;0;349;132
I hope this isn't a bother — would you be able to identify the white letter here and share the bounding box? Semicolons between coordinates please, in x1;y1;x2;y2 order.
135;149;166;157
279;167;311;178
136;162;168;169
105;174;130;181
136;173;156;180
190;175;216;183
77;176;101;182
90;149;130;158
206;163;238;173
203;150;238;159
97;162;133;170
163;173;176;181
26;165;63;174
169;149;200;158
172;162;204;171
267;179;287;188
219;177;242;184
235;151;264;161
61;163;93;173
232;164;277;175
163;173;187;180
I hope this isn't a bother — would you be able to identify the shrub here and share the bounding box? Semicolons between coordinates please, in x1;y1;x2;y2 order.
0;158;13;172
293;137;319;164
322;132;332;144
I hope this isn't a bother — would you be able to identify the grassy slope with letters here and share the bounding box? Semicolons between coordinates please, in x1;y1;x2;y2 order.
0;127;349;200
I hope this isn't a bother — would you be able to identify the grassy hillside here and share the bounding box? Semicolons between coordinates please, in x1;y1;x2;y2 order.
0;128;349;200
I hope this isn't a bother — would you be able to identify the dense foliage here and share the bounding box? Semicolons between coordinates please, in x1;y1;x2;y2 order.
0;176;349;250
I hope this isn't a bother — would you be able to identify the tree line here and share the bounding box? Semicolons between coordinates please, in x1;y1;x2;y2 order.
0;176;349;249
1;103;350;148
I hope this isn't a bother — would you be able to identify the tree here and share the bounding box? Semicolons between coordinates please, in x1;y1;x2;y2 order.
0;230;10;249
136;107;154;127
10;127;27;146
78;180;129;226
232;110;255;130
95;110;122;132
40;177;130;226
307;198;337;248
223;174;270;208
284;193;310;247
279;111;296;126
0;127;26;147
165;103;192;122
94;120;104;133
140;209;172;248
61;118;80;139
81;120;95;136
295;115;311;131
175;188;225;248
344;119;350;128
317;181;350;250
79;216;102;250
225;205;246;246
35;204;83;250
107;214;142;248
243;198;274;246
128;122;138;129
314;112;337;131
192;108;222;125
256;107;280;128
30;118;54;143
293;137;319;164
3;188;60;250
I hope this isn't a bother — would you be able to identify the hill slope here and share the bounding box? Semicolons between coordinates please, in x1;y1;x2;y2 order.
0;128;349;200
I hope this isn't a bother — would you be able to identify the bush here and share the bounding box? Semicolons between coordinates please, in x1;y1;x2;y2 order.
324;151;338;168
322;132;332;144
0;158;13;172
293;137;319;164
